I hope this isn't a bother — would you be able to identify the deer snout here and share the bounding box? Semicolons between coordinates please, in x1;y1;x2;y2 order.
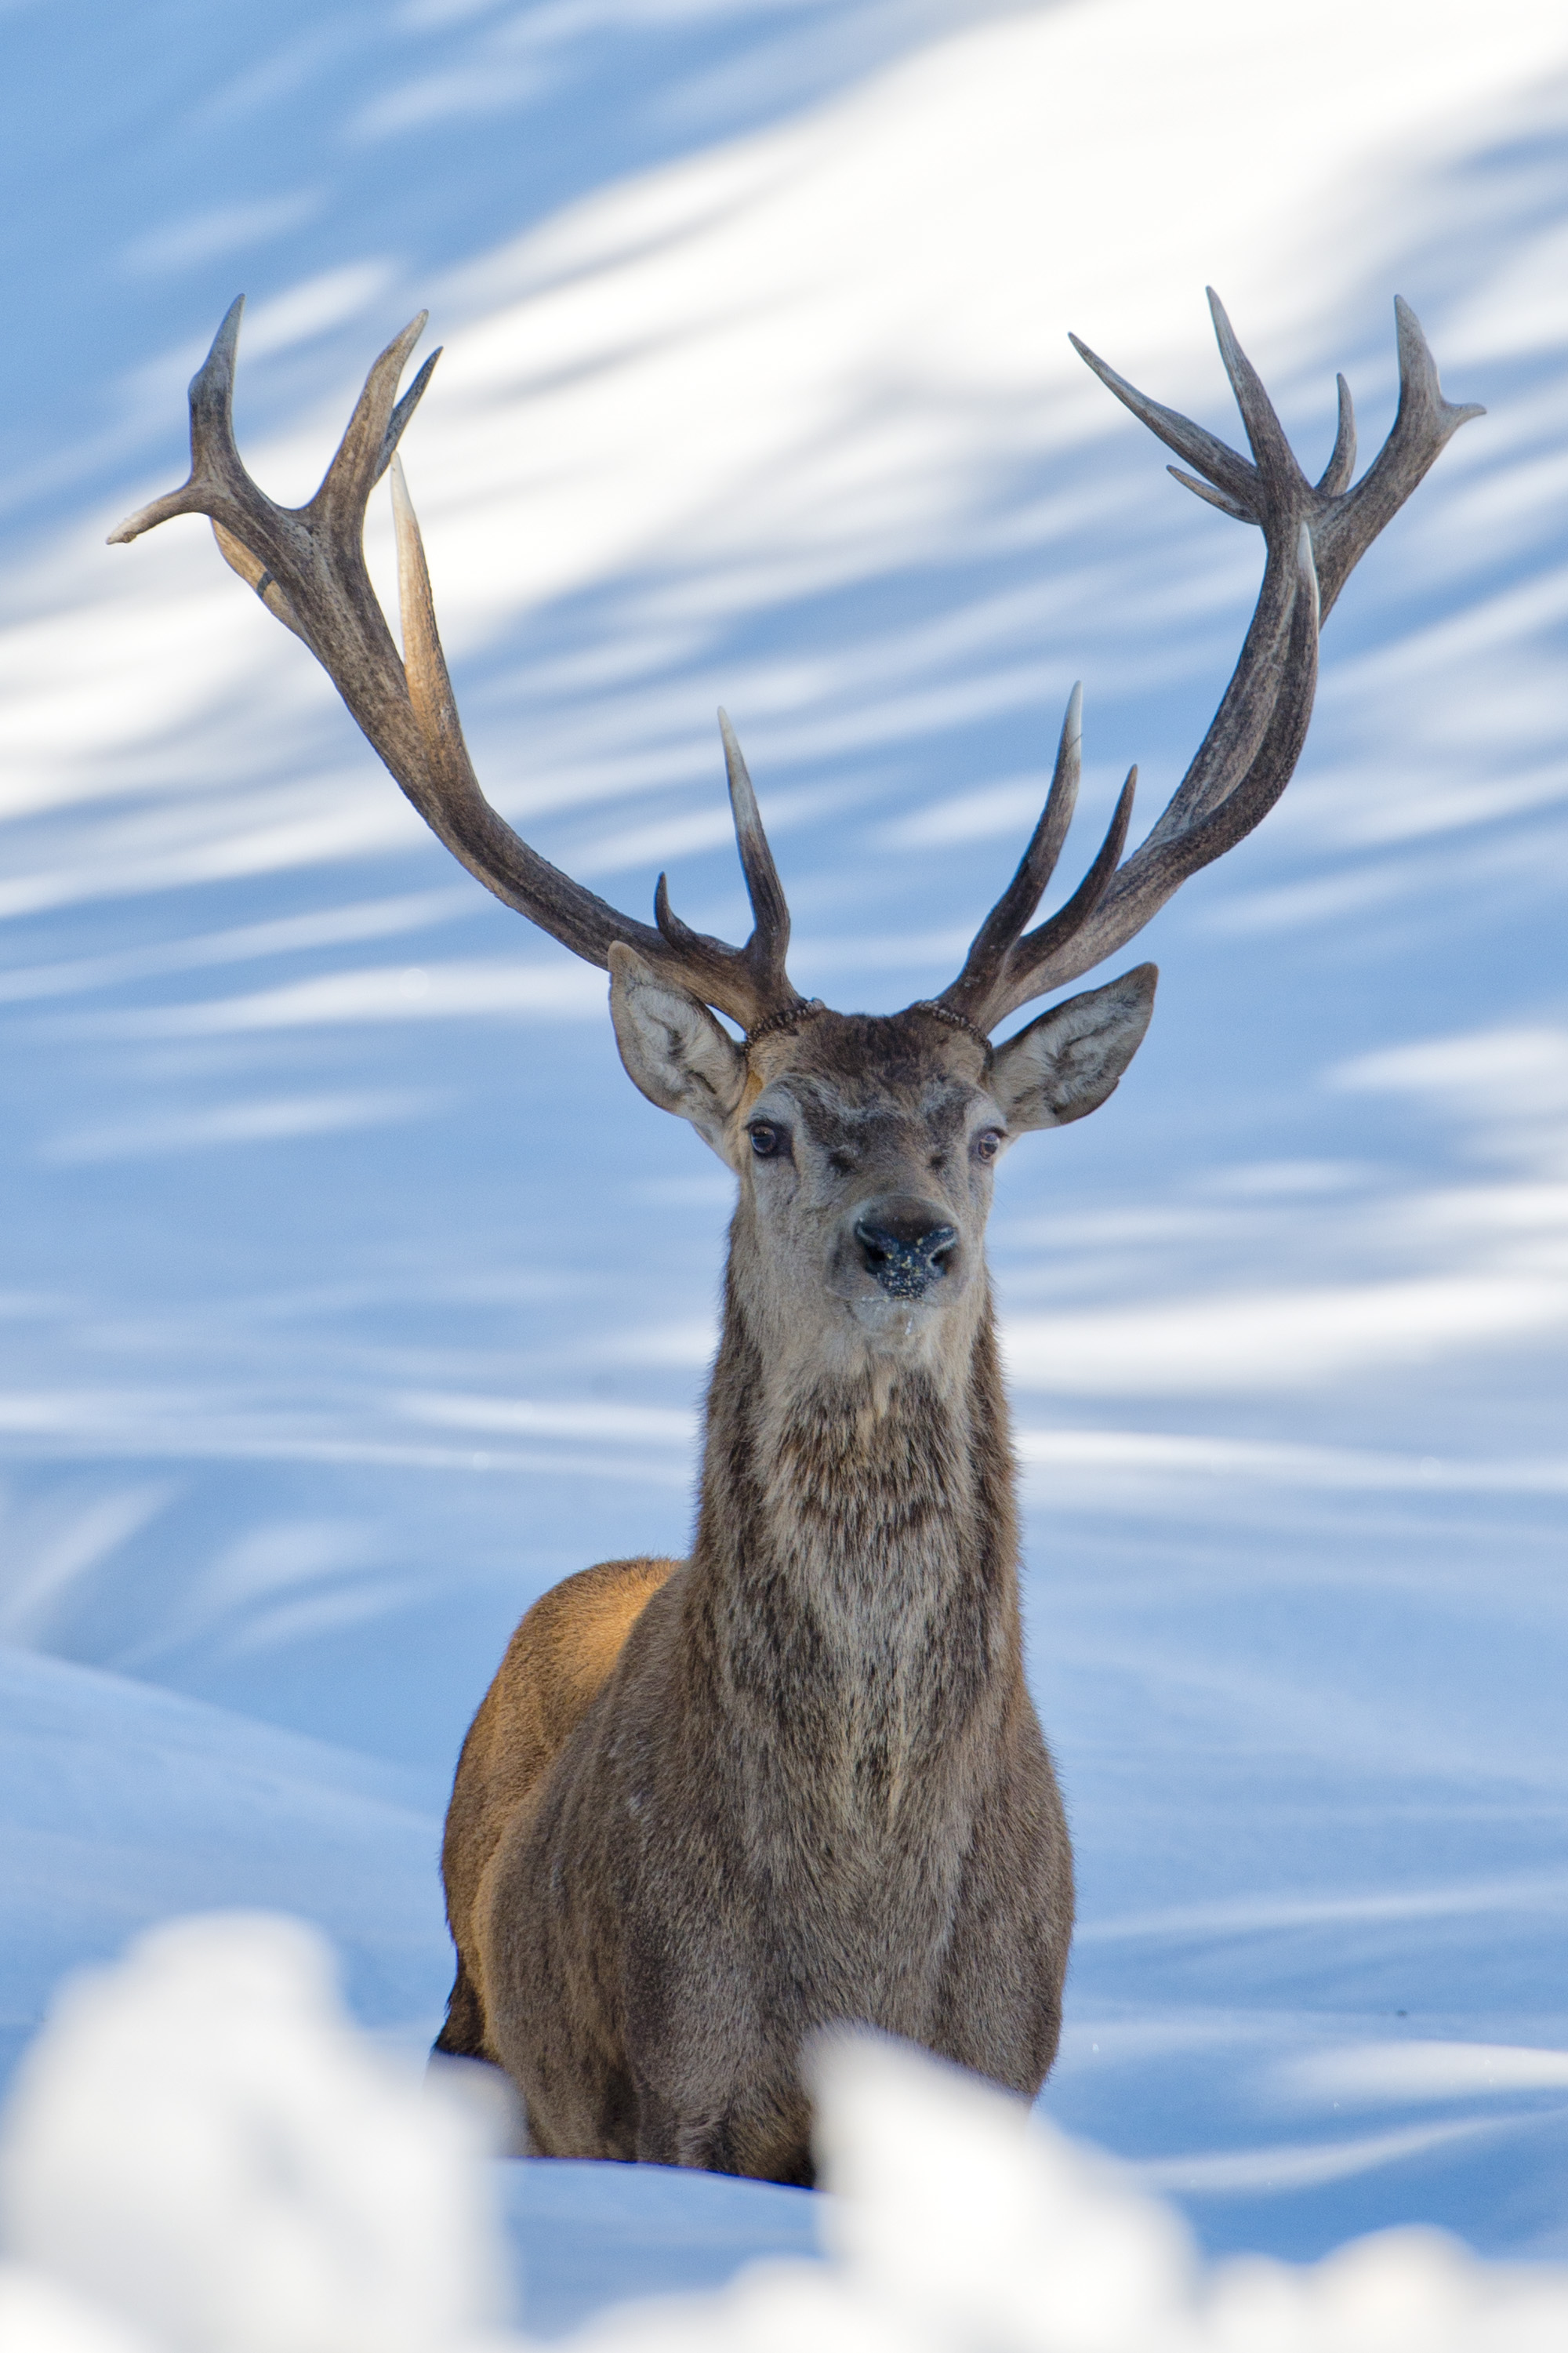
853;1197;959;1300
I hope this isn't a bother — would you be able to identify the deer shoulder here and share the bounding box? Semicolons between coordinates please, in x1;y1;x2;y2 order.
441;1555;681;1984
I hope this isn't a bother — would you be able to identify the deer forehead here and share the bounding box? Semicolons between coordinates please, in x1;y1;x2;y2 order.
742;1014;990;1141
785;1083;975;1157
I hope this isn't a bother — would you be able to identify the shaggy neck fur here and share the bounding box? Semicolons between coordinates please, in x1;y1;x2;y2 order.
686;1211;1024;1836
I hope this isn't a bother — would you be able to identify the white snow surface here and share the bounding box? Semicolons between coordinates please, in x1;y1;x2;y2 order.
3;0;1567;2314
4;1917;1567;2351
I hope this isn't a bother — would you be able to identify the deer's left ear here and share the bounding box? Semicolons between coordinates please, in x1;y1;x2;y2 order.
990;964;1156;1133
608;943;749;1160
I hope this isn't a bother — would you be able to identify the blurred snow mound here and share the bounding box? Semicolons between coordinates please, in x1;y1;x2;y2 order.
1;1915;1565;2353
0;1916;510;2353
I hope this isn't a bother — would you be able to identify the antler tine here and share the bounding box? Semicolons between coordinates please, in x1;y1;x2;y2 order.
939;289;1479;1032
940;684;1082;1025
942;401;1302;1033
112;300;804;1036
312;313;434;543
719;710;795;997
1069;329;1259;521
205;306;438;655
1047;319;1317;898
648;714;808;1026
1205;288;1308;498
1312;296;1483;619
109;297;251;544
1167;466;1254;523
379;348;443;485
390;455;492;835
111;300;432;738
1316;373;1357;497
1012;529;1322;1006
971;765;1140;1028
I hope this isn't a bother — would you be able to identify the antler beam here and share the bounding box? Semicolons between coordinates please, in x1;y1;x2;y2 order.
110;299;805;1037
940;293;1482;1033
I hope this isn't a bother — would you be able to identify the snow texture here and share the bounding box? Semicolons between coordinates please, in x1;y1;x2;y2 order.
4;1917;1568;2351
2;0;1567;2318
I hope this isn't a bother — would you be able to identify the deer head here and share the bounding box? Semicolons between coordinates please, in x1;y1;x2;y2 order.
604;693;1156;1367
111;292;1479;1368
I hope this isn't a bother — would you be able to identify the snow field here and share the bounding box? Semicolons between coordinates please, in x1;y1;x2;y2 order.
2;0;1567;2307
4;1917;1568;2352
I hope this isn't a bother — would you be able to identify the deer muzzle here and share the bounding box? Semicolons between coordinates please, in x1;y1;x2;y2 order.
852;1199;960;1301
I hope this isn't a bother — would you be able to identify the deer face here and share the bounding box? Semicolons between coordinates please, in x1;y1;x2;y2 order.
609;946;1156;1362
735;1013;999;1353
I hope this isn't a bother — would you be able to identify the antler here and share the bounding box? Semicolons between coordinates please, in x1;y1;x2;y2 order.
109;298;807;1037
939;292;1483;1034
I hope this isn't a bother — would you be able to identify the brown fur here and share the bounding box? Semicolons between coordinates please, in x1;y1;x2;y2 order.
430;1000;1149;2183
435;1553;679;2058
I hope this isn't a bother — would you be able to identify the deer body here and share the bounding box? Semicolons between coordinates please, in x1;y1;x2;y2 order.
114;285;1479;2181
445;1013;1079;2173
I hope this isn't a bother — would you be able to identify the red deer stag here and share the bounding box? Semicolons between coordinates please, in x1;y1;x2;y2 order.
113;292;1479;2183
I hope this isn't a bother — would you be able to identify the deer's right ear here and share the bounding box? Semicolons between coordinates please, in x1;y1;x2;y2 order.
608;944;749;1160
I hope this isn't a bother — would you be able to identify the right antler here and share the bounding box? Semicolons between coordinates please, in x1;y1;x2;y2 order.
937;293;1483;1034
108;299;808;1038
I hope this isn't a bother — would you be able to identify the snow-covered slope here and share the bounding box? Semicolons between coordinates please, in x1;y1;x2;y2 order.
0;1645;448;2093
3;0;1567;2305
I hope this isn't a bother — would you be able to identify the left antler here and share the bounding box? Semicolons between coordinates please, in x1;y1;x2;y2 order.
938;293;1482;1035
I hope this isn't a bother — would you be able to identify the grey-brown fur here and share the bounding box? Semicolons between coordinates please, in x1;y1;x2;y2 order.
435;996;1160;2178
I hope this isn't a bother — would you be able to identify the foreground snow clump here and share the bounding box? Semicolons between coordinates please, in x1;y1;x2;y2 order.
1;1915;1566;2351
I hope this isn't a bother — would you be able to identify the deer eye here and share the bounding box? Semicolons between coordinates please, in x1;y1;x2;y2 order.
749;1123;785;1159
973;1129;1004;1164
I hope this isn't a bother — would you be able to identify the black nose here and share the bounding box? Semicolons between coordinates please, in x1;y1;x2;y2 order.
854;1205;958;1299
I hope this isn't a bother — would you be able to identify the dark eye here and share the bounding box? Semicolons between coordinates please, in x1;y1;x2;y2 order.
973;1129;1003;1164
749;1124;782;1159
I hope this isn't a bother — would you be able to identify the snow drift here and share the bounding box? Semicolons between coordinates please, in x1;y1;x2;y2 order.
2;1917;1566;2353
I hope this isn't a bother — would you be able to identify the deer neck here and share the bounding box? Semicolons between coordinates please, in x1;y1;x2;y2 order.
686;1220;1023;1782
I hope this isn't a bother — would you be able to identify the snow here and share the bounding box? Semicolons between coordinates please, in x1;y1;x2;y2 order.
495;2160;819;2337
2;0;1567;2322
0;1648;448;2093
0;1919;509;2353
3;1920;1566;2351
